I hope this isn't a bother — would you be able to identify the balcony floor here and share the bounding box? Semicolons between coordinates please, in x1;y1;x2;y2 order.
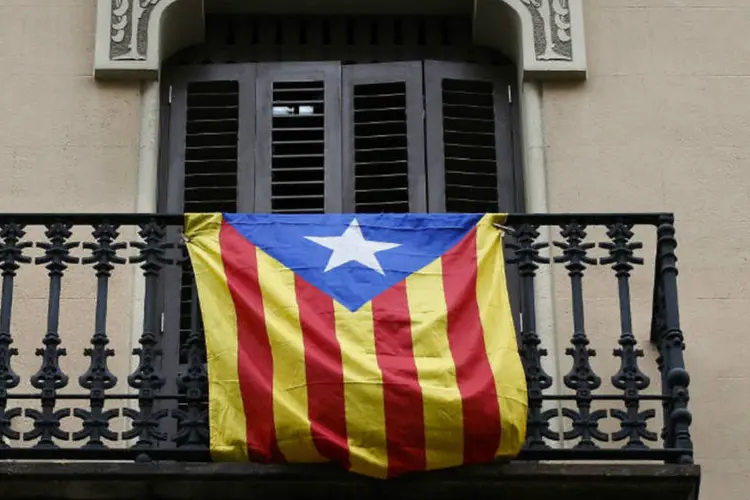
0;461;700;500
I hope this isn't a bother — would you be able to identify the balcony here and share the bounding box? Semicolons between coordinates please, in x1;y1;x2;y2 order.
0;213;699;500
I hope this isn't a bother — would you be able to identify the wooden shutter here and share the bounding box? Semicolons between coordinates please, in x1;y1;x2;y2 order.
342;62;427;213
254;62;343;213
164;65;256;213
423;61;521;330
165;64;256;362
424;61;517;213
161;65;256;445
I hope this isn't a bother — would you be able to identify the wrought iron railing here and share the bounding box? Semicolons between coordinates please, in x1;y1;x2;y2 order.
0;213;693;465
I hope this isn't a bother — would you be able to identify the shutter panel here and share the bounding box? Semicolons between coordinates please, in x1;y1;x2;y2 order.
165;65;256;368
424;61;517;213
255;62;342;213
161;65;256;446
423;61;521;334
182;79;240;213
164;65;257;213
342;62;427;213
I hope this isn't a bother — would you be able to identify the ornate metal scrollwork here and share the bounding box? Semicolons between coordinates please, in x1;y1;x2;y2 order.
600;223;657;448
0;214;693;463
0;223;31;447
506;223;554;448
554;223;607;448
26;223;79;448
172;279;209;448
123;221;171;450
73;224;127;448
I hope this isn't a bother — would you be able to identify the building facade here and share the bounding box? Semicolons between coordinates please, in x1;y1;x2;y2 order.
2;0;745;497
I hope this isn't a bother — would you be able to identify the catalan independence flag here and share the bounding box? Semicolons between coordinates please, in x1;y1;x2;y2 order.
184;213;527;479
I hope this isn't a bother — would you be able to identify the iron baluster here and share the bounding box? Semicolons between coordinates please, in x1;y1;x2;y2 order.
650;258;671;447
26;223;79;448
505;223;554;449
73;223;126;448
0;223;30;447
553;223;607;449
600;222;657;449
656;216;693;464
123;221;170;452
172;278;209;448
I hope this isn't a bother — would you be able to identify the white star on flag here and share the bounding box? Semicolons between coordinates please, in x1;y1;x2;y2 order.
305;218;401;275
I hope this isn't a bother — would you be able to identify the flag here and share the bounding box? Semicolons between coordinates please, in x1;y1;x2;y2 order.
184;213;527;479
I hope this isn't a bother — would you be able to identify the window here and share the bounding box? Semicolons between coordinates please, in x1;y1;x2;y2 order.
162;60;518;214
157;15;522;432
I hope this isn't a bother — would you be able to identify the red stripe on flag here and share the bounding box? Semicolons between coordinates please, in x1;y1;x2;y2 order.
295;275;350;468
372;281;426;477
219;221;283;462
441;228;502;464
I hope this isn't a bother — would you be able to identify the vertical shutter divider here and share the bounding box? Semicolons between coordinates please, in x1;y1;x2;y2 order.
324;64;344;213
342;65;357;213
424;60;447;213
405;63;427;212
237;65;258;212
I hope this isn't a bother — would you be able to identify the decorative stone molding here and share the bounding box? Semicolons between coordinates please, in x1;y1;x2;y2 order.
95;0;203;79
94;0;586;80
473;0;586;79
109;0;159;62
524;0;575;62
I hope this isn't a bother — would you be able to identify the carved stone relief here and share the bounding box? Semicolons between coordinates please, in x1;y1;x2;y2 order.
522;0;573;61
110;0;162;61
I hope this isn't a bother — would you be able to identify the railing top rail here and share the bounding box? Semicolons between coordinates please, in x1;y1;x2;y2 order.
0;213;674;226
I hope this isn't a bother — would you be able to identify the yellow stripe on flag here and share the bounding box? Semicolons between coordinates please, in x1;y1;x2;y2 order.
333;301;389;478
256;250;325;463
405;258;464;470
184;213;248;461
476;214;528;457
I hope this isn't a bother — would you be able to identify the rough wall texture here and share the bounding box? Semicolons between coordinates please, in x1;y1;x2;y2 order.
0;0;141;440
0;0;741;492
543;1;750;498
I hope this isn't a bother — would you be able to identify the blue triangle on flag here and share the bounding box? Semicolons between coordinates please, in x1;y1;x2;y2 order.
224;213;482;311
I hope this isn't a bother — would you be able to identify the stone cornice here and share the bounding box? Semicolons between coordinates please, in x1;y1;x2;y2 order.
94;0;586;80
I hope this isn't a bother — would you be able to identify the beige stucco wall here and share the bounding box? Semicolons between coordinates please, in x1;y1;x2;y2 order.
0;0;141;440
0;0;742;494
544;0;750;497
